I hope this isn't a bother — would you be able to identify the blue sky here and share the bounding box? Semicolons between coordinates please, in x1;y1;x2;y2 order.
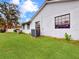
0;0;45;23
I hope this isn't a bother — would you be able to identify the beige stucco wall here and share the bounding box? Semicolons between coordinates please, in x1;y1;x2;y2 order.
6;29;14;32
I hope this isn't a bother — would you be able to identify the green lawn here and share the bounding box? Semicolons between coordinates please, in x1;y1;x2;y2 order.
0;33;79;59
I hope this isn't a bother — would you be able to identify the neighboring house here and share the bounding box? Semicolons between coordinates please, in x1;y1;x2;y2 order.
22;21;31;33
22;0;79;40
6;23;21;32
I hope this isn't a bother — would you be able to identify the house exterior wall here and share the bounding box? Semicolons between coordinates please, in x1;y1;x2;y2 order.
22;24;31;33
30;1;79;40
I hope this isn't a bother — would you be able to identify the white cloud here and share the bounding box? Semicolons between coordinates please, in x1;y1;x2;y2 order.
0;12;6;20
25;18;31;22
19;18;30;23
11;0;39;23
11;0;19;5
20;0;38;13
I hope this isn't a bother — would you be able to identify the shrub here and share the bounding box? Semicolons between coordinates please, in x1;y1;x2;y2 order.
64;33;71;41
0;28;6;33
14;29;17;32
14;29;23;34
18;30;23;34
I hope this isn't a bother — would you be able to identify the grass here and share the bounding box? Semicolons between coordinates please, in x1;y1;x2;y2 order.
0;33;79;59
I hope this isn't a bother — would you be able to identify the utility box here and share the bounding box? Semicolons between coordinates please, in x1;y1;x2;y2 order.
31;29;36;37
31;29;40;37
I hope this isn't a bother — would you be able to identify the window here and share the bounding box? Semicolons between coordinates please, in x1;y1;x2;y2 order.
27;24;30;29
35;21;40;28
22;24;25;29
55;13;70;29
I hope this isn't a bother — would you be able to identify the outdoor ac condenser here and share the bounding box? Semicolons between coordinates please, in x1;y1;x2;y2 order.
31;29;40;37
31;29;36;37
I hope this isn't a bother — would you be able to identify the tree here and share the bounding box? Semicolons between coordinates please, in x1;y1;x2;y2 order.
0;13;5;28
0;2;20;29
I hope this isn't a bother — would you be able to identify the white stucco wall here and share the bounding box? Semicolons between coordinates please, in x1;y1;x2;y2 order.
22;25;31;33
30;1;79;40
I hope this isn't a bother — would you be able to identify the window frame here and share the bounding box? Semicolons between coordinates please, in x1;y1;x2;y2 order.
55;13;70;29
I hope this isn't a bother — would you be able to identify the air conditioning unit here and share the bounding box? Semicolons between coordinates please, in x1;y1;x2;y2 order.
31;29;40;37
31;29;36;37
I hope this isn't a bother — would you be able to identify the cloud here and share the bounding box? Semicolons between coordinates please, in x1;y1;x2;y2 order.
11;0;19;5
19;18;31;23
0;12;6;20
25;18;31;22
11;0;39;23
20;0;38;13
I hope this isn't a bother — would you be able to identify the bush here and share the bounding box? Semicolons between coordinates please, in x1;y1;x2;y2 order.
0;28;6;33
64;33;71;41
14;29;17;32
14;29;23;34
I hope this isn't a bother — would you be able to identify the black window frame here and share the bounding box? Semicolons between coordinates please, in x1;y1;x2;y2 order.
55;13;70;29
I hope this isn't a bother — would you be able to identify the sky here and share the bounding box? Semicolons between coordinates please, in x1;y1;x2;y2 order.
0;0;45;23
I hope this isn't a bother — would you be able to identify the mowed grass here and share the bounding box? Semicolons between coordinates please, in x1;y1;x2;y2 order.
0;33;79;59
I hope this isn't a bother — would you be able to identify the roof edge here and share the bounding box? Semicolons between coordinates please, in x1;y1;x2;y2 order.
22;0;79;25
22;1;47;25
46;0;79;4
